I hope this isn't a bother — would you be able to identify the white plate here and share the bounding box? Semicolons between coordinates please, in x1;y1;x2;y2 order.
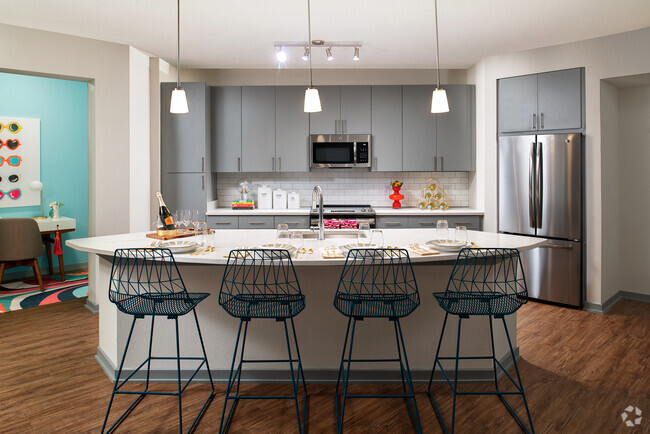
339;244;378;254
158;240;198;254
425;239;469;251
257;243;297;253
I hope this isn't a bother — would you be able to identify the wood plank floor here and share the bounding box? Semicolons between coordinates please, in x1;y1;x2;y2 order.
0;298;648;433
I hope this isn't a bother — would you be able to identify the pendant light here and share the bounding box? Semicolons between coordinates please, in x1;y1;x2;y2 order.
304;0;322;113
431;0;449;113
170;0;189;113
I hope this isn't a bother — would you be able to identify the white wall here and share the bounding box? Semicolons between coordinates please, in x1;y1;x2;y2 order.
469;27;650;305
129;47;151;232
618;84;650;296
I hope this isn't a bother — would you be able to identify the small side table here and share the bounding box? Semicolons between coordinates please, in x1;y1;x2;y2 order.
34;217;76;281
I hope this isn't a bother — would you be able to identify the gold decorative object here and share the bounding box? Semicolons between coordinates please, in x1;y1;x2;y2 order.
418;178;450;210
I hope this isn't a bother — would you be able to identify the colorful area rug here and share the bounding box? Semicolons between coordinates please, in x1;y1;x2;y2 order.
0;275;88;313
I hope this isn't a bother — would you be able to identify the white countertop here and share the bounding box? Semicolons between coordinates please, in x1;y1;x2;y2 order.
67;228;541;266
206;207;484;216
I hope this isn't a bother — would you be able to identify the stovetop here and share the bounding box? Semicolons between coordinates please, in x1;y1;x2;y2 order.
311;204;376;215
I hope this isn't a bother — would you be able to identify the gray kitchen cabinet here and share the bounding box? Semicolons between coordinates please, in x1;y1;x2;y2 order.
402;85;437;171
161;172;212;217
276;86;309;172
309;86;371;134
498;75;538;134
207;215;239;229
239;215;274;229
274;215;310;229
371;86;403;171
537;68;582;131
212;86;242;172
161;82;210;173
436;85;475;171
242;86;276;172
376;216;409;229
407;215;482;231
498;68;583;134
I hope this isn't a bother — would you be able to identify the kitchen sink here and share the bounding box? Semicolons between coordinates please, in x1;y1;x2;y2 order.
295;229;358;239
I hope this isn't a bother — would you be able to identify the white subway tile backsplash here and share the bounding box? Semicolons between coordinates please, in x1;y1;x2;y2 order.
216;171;470;208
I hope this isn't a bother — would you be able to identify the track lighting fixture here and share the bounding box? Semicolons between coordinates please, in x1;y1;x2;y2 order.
273;42;361;63
326;47;334;61
276;46;287;63
302;47;310;61
353;47;360;61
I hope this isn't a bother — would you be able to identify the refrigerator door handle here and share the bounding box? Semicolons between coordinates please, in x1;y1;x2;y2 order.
529;141;536;228
536;141;543;229
539;244;574;250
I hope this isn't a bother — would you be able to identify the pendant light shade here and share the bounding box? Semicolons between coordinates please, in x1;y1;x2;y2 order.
170;0;189;114
304;0;322;113
431;0;449;114
431;87;449;113
304;87;322;113
170;87;189;113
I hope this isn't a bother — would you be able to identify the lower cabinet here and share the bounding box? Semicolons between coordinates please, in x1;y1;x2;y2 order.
376;216;409;229
407;215;482;231
206;216;239;229
274;215;310;229
238;216;274;229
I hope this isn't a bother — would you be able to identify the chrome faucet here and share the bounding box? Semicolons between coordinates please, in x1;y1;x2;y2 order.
312;185;324;240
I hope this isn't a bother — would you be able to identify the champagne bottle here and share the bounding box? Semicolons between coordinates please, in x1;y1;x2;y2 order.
156;192;175;230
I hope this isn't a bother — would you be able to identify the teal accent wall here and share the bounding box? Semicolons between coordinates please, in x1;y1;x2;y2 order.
0;72;89;278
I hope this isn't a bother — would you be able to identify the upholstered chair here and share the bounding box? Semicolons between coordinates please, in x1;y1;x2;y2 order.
0;218;45;291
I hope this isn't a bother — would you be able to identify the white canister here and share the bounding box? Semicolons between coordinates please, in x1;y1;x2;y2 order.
288;192;300;209
257;185;273;209
273;189;287;209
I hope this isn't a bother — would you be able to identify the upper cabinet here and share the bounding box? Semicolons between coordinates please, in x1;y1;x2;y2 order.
309;86;371;134
371;86;403;171
241;86;276;172
436;85;475;171
161;82;211;173
498;68;583;134
276;86;309;172
402;85;437;171
212;86;242;172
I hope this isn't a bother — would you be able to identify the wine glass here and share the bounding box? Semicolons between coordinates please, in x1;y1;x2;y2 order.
436;219;449;242
276;224;290;246
370;230;384;247
190;210;200;230
454;226;468;245
173;211;181;230
180;210;190;231
358;222;370;246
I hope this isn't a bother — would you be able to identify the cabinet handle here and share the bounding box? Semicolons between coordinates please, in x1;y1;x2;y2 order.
342;119;347;133
248;222;266;225
532;113;537;129
278;157;281;171
539;244;574;250
237;157;241;172
419;222;436;226
201;157;204;172
282;221;301;225
434;157;437;171
440;156;444;171
540;113;544;129
214;222;232;225
201;175;204;190
334;120;339;134
385;222;403;226
455;222;472;226
272;157;275;171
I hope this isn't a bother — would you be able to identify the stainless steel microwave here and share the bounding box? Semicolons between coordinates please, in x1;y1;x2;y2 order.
310;134;372;169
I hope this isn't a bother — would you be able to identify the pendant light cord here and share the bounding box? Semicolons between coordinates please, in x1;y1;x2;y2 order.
177;0;181;88
307;0;313;87
434;0;441;88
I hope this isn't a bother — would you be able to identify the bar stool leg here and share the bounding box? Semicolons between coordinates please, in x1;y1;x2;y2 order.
337;317;358;434
394;318;422;433
102;316;142;434
335;317;352;427
427;312;449;431
145;316;156;392
450;316;463;433
219;319;248;434
489;315;500;393
283;319;306;433
174;317;183;434
500;317;535;434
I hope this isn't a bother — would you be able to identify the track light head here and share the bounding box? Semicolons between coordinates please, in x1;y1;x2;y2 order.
353;47;360;61
326;47;333;61
276;46;287;63
302;47;310;61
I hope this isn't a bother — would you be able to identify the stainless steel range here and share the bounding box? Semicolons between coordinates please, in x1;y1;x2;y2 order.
310;204;376;228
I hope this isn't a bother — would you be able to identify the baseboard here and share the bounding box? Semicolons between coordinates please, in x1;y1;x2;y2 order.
584;290;650;314
95;346;520;384
84;298;99;314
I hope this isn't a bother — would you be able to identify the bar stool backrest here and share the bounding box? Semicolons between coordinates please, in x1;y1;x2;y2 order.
219;249;302;301
336;248;419;300
109;248;187;302
445;248;528;301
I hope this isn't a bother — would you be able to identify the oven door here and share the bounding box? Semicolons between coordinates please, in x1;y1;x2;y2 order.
310;141;356;168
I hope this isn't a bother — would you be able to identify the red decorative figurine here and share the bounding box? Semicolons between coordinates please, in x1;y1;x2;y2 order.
389;180;405;208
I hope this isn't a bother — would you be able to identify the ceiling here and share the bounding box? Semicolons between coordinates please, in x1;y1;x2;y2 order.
1;0;649;69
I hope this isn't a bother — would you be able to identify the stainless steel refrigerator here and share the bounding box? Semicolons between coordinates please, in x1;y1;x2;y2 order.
498;134;583;307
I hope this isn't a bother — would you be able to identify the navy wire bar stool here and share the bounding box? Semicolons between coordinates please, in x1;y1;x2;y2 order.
427;248;535;433
101;248;214;434
218;249;307;433
334;248;422;434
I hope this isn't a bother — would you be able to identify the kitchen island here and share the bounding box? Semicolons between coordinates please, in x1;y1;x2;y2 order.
68;229;543;383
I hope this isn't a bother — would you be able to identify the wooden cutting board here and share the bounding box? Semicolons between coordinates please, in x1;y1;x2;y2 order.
146;229;211;241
